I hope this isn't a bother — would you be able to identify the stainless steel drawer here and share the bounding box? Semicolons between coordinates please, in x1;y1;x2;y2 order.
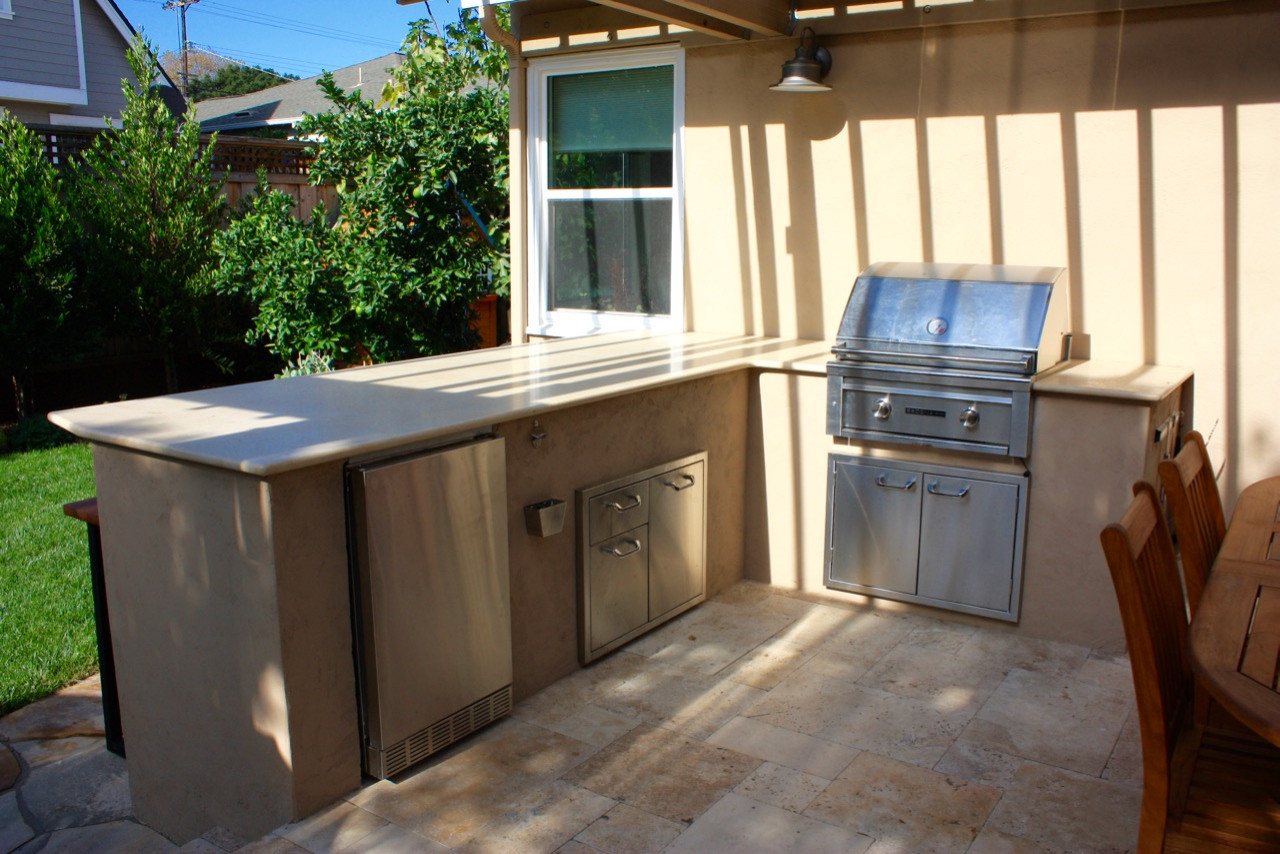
588;527;649;653
588;481;649;544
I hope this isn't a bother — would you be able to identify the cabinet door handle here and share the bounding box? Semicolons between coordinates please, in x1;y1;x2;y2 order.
927;481;971;499
605;494;642;512
600;538;642;558
661;474;696;492
875;474;917;491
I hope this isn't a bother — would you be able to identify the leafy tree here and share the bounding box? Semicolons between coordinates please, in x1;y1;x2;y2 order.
160;48;232;86
0;112;74;416
213;11;509;369
187;64;297;102
70;34;229;393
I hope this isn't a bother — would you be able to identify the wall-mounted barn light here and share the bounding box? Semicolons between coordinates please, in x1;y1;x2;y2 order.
770;27;832;93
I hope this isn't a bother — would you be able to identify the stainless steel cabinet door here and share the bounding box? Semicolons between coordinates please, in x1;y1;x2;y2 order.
917;473;1019;612
588;527;649;653
826;458;922;595
648;461;705;620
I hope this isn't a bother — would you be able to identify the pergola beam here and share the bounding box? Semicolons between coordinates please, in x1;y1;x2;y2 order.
662;0;790;36
588;0;748;40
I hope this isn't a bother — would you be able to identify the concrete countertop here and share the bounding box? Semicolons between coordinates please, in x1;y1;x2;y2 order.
49;332;831;476
1033;359;1194;402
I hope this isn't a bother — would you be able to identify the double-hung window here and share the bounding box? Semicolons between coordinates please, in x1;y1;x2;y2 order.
528;46;684;337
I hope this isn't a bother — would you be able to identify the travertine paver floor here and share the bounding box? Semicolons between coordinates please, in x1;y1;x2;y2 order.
0;581;1143;853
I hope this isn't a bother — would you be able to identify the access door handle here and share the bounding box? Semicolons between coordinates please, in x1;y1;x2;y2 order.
661;474;696;492
605;494;642;513
875;474;917;491
927;482;971;499
600;538;642;558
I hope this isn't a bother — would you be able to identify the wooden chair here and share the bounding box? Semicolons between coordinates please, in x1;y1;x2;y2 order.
1158;430;1226;618
1101;482;1280;853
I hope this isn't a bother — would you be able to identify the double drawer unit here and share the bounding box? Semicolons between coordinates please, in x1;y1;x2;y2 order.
578;452;707;663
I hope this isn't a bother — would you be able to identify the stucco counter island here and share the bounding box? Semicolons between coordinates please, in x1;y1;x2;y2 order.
48;332;831;843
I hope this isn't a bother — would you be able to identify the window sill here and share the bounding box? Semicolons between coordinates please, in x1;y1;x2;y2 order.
528;311;683;339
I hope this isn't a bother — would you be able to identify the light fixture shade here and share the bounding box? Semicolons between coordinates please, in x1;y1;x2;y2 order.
770;28;832;93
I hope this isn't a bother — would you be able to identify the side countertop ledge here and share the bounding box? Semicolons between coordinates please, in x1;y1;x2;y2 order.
1033;359;1193;402
49;332;831;476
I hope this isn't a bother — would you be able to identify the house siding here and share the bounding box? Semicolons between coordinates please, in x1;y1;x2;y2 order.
66;0;130;120
0;0;79;89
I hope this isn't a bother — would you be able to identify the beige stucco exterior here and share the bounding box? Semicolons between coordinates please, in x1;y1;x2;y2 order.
512;0;1280;506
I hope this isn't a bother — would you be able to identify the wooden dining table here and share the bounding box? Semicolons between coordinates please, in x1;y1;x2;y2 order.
1189;475;1280;746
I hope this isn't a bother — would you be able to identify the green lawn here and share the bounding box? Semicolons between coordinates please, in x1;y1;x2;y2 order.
0;442;98;716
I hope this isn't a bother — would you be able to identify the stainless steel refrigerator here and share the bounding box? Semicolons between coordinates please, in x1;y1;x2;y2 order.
346;435;512;779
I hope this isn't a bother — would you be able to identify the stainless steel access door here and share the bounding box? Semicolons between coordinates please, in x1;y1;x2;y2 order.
348;436;511;776
825;458;922;596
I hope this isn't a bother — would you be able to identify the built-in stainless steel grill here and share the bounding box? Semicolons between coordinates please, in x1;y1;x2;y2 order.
823;262;1072;623
826;262;1070;457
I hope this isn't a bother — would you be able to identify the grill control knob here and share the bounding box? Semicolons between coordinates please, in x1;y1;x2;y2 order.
959;406;980;429
874;398;892;420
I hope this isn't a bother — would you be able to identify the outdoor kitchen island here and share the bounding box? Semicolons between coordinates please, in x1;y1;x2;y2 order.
49;331;1190;843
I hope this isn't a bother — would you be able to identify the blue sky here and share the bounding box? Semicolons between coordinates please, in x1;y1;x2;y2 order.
116;0;466;79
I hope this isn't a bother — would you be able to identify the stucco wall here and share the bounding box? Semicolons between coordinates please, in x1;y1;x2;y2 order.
679;1;1280;505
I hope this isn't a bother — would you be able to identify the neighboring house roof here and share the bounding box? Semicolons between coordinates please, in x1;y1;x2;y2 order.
196;52;405;133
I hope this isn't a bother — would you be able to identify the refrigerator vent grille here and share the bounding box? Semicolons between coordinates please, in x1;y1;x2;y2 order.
373;684;513;779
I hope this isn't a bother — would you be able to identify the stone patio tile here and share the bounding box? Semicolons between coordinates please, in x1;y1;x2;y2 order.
966;827;1057;853
1078;655;1138;695
0;744;19;791
1103;708;1143;785
811;610;915;665
734;761;832;814
761;600;861;649
717;637;815;690
573;802;685;854
1;789;35;852
856;642;1007;714
956;631;1090;678
453;779;614;854
666;792;874;854
983;761;1140;852
274;798;388;852
512;652;649;731
745;671;973;768
562;724;759;824
642;603;795;676
960;667;1132;776
324;821;449;854
29;819;177;853
12;735;102;770
18;738;132;832
594;664;766;740
0;675;105;742
805;751;1001;854
706;716;857;779
534;702;641;748
898;620;978;654
348;718;596;847
932;738;1027;789
234;837;310;853
623;601;748;657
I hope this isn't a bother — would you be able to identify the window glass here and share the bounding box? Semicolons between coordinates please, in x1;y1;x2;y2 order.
549;199;672;314
549;66;673;190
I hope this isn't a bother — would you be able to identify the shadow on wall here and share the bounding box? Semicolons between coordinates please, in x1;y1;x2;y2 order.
683;0;1280;504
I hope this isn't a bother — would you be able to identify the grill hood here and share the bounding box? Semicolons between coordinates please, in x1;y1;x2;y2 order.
833;262;1070;377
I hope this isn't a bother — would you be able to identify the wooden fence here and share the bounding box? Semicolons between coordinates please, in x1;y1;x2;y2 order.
29;125;336;219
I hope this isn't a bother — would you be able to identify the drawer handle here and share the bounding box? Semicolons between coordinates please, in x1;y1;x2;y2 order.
601;538;642;558
927;481;971;499
605;494;642;513
875;474;917;491
661;474;696;492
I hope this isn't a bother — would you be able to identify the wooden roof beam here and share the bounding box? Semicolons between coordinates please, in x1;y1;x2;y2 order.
588;0;748;40
662;0;790;37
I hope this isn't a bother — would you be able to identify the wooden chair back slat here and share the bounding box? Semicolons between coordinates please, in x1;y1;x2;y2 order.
1159;431;1227;616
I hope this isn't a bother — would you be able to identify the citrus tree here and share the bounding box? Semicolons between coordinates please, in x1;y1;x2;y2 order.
213;11;509;369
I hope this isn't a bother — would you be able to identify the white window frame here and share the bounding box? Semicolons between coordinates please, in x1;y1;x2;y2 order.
0;0;13;21
527;45;685;338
